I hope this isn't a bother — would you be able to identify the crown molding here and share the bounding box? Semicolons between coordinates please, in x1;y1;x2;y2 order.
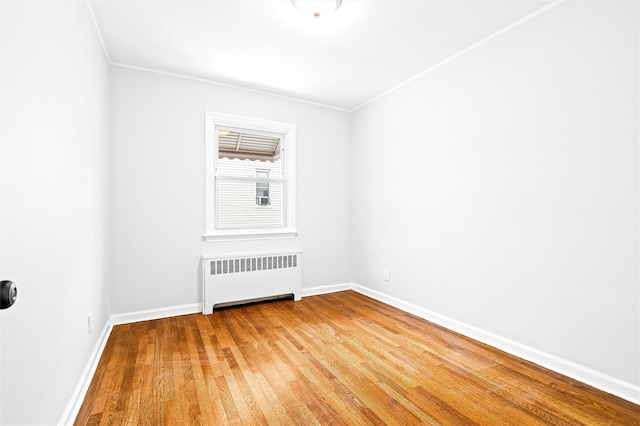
85;0;111;63
352;0;566;111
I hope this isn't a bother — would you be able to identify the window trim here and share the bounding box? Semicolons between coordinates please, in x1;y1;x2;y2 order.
204;111;297;242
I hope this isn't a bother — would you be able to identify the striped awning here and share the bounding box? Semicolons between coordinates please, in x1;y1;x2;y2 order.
218;129;281;162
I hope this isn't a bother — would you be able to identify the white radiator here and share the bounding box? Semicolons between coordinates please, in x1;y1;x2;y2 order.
201;250;302;314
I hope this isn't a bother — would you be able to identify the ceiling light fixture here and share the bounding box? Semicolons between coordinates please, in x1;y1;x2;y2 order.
291;0;343;19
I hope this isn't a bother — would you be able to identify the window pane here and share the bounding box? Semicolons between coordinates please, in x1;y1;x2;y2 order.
217;158;282;178
217;180;284;228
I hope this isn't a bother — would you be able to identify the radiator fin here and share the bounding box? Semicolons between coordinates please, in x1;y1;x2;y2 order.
210;254;298;275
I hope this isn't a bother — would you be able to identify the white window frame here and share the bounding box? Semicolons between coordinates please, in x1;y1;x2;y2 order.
204;111;297;242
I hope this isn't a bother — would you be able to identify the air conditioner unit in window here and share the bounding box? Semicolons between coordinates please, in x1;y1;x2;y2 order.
256;197;270;206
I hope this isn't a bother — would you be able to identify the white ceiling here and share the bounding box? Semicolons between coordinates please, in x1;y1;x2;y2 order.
89;0;553;111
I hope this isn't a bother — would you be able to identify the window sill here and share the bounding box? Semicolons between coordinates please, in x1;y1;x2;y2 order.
203;229;298;243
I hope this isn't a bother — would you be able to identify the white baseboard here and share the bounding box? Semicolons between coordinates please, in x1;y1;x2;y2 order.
301;282;354;297
110;303;201;325
58;321;113;426
349;283;640;405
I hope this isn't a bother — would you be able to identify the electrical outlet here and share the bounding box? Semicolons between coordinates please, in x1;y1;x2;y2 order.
88;313;93;335
384;269;390;282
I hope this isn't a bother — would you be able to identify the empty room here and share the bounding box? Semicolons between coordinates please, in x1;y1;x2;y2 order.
1;0;639;424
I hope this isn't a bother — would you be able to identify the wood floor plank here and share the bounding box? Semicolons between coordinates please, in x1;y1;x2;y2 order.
75;291;640;425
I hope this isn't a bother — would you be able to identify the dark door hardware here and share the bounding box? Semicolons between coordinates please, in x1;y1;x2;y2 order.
1;280;17;309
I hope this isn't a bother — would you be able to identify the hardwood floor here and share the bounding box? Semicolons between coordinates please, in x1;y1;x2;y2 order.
75;291;640;425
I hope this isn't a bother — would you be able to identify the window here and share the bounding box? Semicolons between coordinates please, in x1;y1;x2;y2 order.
204;112;297;241
255;170;270;206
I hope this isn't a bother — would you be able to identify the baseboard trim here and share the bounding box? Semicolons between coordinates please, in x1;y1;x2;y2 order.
301;282;354;297
110;303;201;325
58;321;113;426
350;283;640;405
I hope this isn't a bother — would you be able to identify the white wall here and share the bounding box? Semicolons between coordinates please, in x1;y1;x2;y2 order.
110;67;351;314
350;0;639;387
0;1;111;424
